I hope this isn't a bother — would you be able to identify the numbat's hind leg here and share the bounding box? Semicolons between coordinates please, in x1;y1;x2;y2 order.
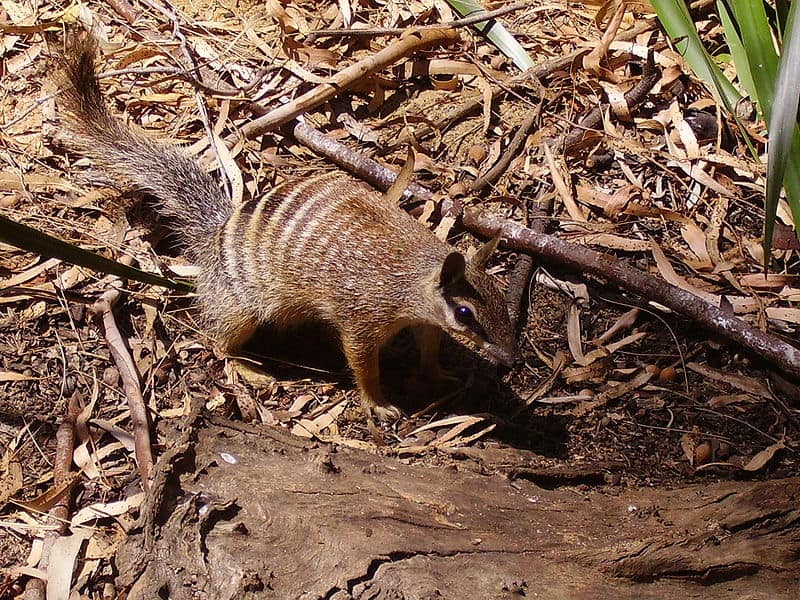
211;311;261;357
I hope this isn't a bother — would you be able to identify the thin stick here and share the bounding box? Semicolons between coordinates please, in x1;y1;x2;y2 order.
103;0;141;24
91;264;155;491
290;121;434;202
236;28;461;141
307;1;531;40
562;47;661;153
463;209;800;380
24;393;81;600
470;104;541;193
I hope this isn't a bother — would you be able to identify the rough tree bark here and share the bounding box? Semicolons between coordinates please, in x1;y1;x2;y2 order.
115;419;799;600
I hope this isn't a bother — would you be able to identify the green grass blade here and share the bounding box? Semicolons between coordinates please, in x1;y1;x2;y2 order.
446;0;535;72
651;0;741;111
765;1;800;259
728;0;779;119
717;1;756;104
0;213;193;292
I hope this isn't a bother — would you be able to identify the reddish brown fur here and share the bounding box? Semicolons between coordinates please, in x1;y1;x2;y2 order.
56;34;516;419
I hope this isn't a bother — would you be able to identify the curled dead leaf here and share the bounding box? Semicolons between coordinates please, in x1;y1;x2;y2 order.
743;440;785;472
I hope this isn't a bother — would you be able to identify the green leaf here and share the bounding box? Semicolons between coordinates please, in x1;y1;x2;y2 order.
728;0;779;119
650;0;741;111
0;213;193;292
446;0;535;72
765;1;800;260
717;1;756;104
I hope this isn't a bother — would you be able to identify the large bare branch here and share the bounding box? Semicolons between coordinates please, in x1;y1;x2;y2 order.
463;209;800;380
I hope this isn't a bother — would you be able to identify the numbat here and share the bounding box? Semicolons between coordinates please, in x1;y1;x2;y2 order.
57;35;516;420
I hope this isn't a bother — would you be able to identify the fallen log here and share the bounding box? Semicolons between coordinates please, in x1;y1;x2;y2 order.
115;419;800;599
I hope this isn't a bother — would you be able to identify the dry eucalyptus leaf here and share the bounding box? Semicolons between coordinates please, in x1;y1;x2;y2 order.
46;529;94;600
743;440;785;472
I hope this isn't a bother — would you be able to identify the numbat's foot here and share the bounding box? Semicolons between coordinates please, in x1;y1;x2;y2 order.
365;401;404;422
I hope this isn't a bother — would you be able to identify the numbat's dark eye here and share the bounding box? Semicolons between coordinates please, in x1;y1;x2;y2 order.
455;305;474;324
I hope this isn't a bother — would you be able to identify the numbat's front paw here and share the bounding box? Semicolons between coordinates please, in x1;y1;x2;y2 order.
363;401;405;422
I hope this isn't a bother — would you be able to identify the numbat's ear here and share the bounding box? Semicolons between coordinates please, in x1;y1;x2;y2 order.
439;252;466;287
471;235;501;269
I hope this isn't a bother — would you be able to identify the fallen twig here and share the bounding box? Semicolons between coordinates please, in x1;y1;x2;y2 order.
562;46;661;153
91;263;155;491
463;209;800;380
470;103;541;194
306;1;531;41
103;0;140;24
235;28;461;141
506;243;537;334
290;121;434;203
24;392;81;600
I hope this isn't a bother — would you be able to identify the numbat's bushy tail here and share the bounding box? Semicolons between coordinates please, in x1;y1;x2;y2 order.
56;33;516;421
57;34;232;259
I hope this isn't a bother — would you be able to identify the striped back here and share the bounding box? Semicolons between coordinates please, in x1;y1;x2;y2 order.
57;33;516;365
210;172;445;318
